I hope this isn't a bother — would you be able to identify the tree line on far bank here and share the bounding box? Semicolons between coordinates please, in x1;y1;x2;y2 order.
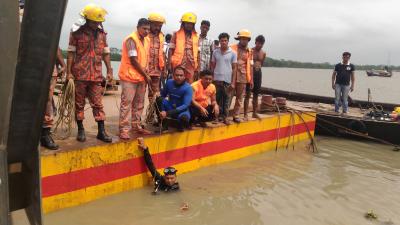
61;50;399;71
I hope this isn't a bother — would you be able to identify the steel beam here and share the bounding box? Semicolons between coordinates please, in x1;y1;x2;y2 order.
0;0;20;224
5;0;68;224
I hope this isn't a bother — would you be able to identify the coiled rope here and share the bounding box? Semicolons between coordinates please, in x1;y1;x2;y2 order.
53;79;76;140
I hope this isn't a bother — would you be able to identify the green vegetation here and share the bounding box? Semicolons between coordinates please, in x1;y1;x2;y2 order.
62;49;399;70
61;50;121;61
264;58;400;70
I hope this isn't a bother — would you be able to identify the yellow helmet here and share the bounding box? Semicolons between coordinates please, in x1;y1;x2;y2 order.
148;12;166;24
80;4;97;17
181;12;197;24
235;29;252;40
81;4;107;22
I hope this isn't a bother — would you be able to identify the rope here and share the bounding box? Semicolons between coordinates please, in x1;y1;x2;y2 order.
53;79;76;140
285;111;295;151
291;110;318;152
145;98;157;124
274;103;281;151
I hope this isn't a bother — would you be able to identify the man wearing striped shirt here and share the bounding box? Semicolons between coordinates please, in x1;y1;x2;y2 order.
198;20;214;73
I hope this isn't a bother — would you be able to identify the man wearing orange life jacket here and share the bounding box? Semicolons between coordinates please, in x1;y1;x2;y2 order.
147;13;166;101
231;29;254;123
118;18;152;140
168;12;200;84
190;70;219;127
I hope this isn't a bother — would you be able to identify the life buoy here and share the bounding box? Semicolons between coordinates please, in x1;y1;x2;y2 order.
347;120;367;134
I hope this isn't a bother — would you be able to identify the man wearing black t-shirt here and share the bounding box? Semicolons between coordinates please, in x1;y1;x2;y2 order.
331;52;355;113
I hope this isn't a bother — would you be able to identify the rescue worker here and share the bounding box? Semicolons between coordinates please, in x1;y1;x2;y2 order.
41;48;66;150
67;4;113;143
168;12;200;84
191;70;219;127
156;66;193;131
231;29;253;123
250;35;267;119
137;138;179;193
118;18;152;140
147;13;166;101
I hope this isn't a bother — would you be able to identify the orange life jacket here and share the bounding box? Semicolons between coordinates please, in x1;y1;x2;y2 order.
158;32;165;69
171;28;199;69
119;31;149;83
231;44;252;83
192;80;216;108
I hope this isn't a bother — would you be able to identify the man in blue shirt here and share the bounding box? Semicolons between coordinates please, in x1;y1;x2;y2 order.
156;66;193;131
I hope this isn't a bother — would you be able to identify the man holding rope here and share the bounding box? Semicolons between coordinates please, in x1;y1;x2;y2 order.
118;18;153;140
67;4;113;143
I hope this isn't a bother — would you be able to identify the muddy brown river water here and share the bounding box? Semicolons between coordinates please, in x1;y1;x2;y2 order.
13;136;400;225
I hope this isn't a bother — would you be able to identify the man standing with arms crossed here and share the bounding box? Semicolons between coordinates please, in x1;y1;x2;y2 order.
168;12;199;84
67;4;113;143
332;52;355;114
118;18;153;140
231;29;253;123
247;35;266;119
211;33;237;125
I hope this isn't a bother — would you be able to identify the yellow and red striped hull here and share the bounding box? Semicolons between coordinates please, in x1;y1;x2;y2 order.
41;112;315;213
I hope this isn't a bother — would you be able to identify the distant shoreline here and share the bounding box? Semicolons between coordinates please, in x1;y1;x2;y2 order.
61;50;398;71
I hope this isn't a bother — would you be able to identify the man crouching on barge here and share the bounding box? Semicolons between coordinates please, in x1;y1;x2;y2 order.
138;137;180;193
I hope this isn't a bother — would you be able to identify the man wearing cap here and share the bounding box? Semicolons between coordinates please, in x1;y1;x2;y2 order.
138;138;179;193
118;18;152;139
231;29;253;123
168;12;200;84
147;13;166;101
67;4;113;143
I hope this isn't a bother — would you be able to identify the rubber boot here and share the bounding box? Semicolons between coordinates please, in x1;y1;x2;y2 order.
76;120;86;142
97;120;112;143
40;127;59;150
252;97;261;119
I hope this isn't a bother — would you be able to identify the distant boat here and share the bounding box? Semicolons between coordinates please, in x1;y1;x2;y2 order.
366;69;392;77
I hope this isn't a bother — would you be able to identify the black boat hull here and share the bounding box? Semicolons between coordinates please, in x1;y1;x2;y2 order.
316;114;400;145
260;87;400;145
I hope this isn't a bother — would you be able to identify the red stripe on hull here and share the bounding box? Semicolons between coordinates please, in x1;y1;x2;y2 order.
42;121;315;197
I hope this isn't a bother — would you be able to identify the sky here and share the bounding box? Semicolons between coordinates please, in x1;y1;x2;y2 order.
59;0;400;65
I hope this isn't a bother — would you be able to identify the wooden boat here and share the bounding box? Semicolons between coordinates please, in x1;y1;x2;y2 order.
366;69;392;77
260;87;400;145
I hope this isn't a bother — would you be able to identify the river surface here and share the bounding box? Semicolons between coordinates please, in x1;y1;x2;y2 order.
108;62;399;104
13;137;400;225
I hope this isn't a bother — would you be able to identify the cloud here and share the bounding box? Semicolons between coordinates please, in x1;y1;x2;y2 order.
59;0;400;65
